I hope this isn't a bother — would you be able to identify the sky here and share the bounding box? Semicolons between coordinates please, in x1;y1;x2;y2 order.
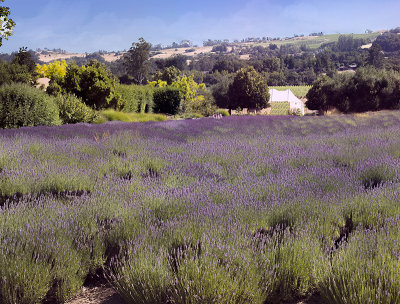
1;0;399;53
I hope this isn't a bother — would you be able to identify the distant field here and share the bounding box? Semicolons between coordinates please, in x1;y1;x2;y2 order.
247;32;380;49
269;101;290;115
270;86;311;98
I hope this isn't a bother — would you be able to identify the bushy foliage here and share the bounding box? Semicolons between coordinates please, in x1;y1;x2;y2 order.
215;109;230;116
153;87;181;115
171;74;209;113
306;67;400;113
375;32;400;52
228;66;270;110
56;60;118;109
0;0;15;47
36;60;67;82
152;66;181;85
211;71;233;110
0;61;31;85
116;84;154;113
0;83;60;128
54;94;96;124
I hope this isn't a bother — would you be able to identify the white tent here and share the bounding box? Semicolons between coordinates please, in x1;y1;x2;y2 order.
269;89;305;115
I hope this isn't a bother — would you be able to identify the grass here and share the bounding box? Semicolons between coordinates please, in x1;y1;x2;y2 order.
246;32;380;49
269;101;290;115
97;109;167;123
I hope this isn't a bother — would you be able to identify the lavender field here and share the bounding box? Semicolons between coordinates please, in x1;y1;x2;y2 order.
1;113;400;304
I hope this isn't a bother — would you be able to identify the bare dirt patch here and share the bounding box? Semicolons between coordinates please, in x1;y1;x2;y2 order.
151;46;213;59
38;52;86;63
38;52;123;63
66;286;123;304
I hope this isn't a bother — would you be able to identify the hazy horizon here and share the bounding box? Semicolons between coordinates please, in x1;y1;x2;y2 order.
1;0;399;53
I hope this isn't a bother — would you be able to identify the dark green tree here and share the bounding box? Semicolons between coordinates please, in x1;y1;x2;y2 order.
367;43;384;69
78;60;119;109
124;38;152;84
0;61;31;85
211;71;233;112
305;75;333;113
12;47;36;74
228;66;270;111
153;87;181;115
60;60;118;109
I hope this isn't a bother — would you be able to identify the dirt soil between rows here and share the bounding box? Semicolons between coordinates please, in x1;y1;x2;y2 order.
66;286;123;304
67;286;323;304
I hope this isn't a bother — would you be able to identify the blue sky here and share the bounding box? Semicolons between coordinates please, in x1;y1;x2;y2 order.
1;0;399;53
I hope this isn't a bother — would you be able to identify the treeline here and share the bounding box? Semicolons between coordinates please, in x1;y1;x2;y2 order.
1;29;400;128
106;33;393;88
306;67;400;113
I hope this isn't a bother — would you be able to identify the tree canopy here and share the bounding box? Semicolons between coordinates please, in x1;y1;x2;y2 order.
0;0;15;47
228;66;270;111
123;38;152;85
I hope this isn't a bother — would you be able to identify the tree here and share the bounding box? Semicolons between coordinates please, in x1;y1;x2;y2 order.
123;38;152;84
12;47;36;73
367;43;384;69
211;71;233;110
153;66;181;85
52;60;118;109
153;87;181;115
228;66;270;111
77;60;119;109
305;75;333;113
0;0;15;47
36;59;68;82
0;61;31;85
170;74;206;113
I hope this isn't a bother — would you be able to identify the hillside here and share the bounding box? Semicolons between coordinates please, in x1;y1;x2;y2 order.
32;31;383;63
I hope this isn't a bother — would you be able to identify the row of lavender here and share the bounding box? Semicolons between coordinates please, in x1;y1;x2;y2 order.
1;113;400;303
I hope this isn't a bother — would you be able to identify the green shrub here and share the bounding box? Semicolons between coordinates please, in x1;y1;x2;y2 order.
358;165;396;189
0;83;61;128
62;60;118;109
215;109;230;116
107;249;172;304
55;94;96;124
153;87;181;115
0;253;52;304
116;84;154;113
318;229;400;304
46;80;63;97
0;62;32;86
171;249;264;304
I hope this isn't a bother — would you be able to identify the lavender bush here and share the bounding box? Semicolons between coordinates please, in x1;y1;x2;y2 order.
1;112;400;303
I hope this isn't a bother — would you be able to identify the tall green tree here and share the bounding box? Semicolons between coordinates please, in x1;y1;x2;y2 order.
367;43;384;69
124;38;152;84
0;0;15;47
228;66;270;111
12;47;36;74
211;71;233;110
